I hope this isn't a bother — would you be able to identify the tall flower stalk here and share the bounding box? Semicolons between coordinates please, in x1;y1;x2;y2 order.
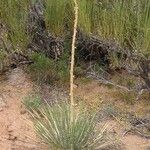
70;0;78;123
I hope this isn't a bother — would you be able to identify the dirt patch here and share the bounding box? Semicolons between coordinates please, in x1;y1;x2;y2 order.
0;69;150;150
122;135;150;150
0;68;46;150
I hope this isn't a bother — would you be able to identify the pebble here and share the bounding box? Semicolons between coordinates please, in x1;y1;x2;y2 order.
73;84;78;88
7;127;13;133
20;109;27;115
0;107;3;112
8;134;17;141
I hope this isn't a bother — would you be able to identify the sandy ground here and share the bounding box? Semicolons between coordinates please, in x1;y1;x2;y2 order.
0;68;149;150
0;68;46;150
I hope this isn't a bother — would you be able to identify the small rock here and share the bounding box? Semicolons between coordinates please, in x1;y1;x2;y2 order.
0;108;3;112
20;109;27;115
7;124;15;132
7;127;13;133
73;84;78;89
8;134;17;141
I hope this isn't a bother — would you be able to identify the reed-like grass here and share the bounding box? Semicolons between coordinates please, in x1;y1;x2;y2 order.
0;0;30;52
43;0;150;56
1;0;149;56
80;0;150;55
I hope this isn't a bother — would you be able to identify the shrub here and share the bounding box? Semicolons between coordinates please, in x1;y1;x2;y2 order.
55;52;70;84
29;102;116;150
28;52;69;84
27;52;57;84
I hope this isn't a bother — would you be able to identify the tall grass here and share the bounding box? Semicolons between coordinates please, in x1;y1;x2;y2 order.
0;0;30;52
79;0;150;54
44;0;73;36
1;0;149;56
43;0;150;56
131;0;150;55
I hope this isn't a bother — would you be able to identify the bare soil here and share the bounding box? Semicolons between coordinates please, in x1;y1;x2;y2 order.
0;68;150;150
0;68;46;150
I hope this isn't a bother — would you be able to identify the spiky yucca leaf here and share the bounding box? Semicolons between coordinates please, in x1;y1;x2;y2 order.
30;102;115;150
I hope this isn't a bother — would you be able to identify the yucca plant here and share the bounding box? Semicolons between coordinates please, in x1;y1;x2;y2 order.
29;1;116;149
29;102;115;150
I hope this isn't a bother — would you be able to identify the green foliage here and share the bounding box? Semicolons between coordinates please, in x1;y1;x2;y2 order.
56;55;70;84
28;52;69;84
77;0;97;34
1;0;149;59
1;0;149;87
0;0;149;56
29;102;115;150
28;53;58;84
44;0;73;36
81;0;150;57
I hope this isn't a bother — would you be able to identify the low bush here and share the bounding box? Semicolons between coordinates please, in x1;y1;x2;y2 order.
27;52;57;84
0;0;30;51
27;52;69;85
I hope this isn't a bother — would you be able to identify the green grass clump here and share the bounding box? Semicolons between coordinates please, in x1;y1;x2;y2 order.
29;102;116;150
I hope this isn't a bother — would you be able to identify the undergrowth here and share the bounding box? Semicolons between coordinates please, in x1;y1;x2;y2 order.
27;52;86;85
27;52;70;85
114;91;136;105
